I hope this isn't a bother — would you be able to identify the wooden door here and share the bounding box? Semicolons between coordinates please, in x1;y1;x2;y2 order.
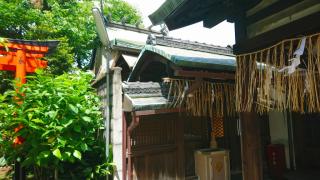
293;113;320;170
130;113;183;180
223;116;242;174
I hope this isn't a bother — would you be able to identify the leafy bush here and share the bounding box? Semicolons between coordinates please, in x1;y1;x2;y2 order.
0;71;112;179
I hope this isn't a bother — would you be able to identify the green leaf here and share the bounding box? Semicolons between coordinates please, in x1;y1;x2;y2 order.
80;143;88;151
82;116;91;122
27;113;33;120
39;151;51;158
74;125;81;132
41;130;54;138
85;109;91;114
47;111;58;119
61;151;71;161
21;157;33;167
73;150;82;160
31;118;45;124
56;126;63;131
53;149;62;160
48;137;55;143
61;119;73;128
69;104;78;114
57;137;67;147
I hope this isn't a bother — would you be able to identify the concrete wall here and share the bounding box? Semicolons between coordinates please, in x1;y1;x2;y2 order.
268;111;290;169
112;68;123;180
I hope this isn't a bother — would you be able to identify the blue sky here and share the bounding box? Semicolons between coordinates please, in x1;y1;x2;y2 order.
124;0;235;47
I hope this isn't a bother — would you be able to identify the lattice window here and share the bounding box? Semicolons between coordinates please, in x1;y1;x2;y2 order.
131;114;176;148
212;114;224;138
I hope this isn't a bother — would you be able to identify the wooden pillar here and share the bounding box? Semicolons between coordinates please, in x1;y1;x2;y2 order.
14;162;25;180
122;113;127;180
176;114;185;179
234;11;247;45
14;50;26;180
240;112;263;180
127;113;140;180
127;121;133;180
15;50;26;85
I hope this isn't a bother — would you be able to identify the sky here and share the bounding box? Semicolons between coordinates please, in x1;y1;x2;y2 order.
124;0;235;47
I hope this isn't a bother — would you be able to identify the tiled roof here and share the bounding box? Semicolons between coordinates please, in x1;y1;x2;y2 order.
107;21;162;35
123;81;169;98
105;21;233;57
147;35;234;56
122;82;171;112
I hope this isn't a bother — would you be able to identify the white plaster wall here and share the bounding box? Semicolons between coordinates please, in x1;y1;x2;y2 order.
268;111;290;169
112;68;123;180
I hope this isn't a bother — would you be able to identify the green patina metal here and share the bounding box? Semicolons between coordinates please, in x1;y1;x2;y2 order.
136;45;236;71
110;38;145;51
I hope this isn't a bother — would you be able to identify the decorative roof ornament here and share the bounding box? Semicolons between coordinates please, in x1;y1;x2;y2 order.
147;24;154;31
121;16;127;25
160;23;169;36
146;34;157;45
106;13;112;22
135;20;142;28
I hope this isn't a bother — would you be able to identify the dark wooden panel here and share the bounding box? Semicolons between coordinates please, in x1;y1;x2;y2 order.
293;113;320;170
130;113;183;179
246;0;302;24
174;70;235;80
223;116;242;172
133;151;178;180
240;112;263;180
234;12;320;54
184;116;209;177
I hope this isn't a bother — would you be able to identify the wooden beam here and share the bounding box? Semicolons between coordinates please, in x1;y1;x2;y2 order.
203;4;229;28
2;43;49;53
240;112;263;180
247;0;320;39
234;11;248;44
246;0;303;24
134;108;184;117
0;55;14;64
0;50;45;58
234;12;320;54
0;64;46;73
25;59;47;69
164;0;209;31
131;144;176;156
0;64;15;71
0;57;47;68
174;70;235;80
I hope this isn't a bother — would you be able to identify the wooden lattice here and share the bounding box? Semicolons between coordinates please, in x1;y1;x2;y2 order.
131;114;176;149
212;114;224;138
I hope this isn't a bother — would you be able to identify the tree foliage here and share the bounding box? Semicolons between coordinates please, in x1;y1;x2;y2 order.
103;0;142;25
0;71;112;179
0;0;142;74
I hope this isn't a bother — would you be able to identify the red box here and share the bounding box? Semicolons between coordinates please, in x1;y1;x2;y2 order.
266;144;286;179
